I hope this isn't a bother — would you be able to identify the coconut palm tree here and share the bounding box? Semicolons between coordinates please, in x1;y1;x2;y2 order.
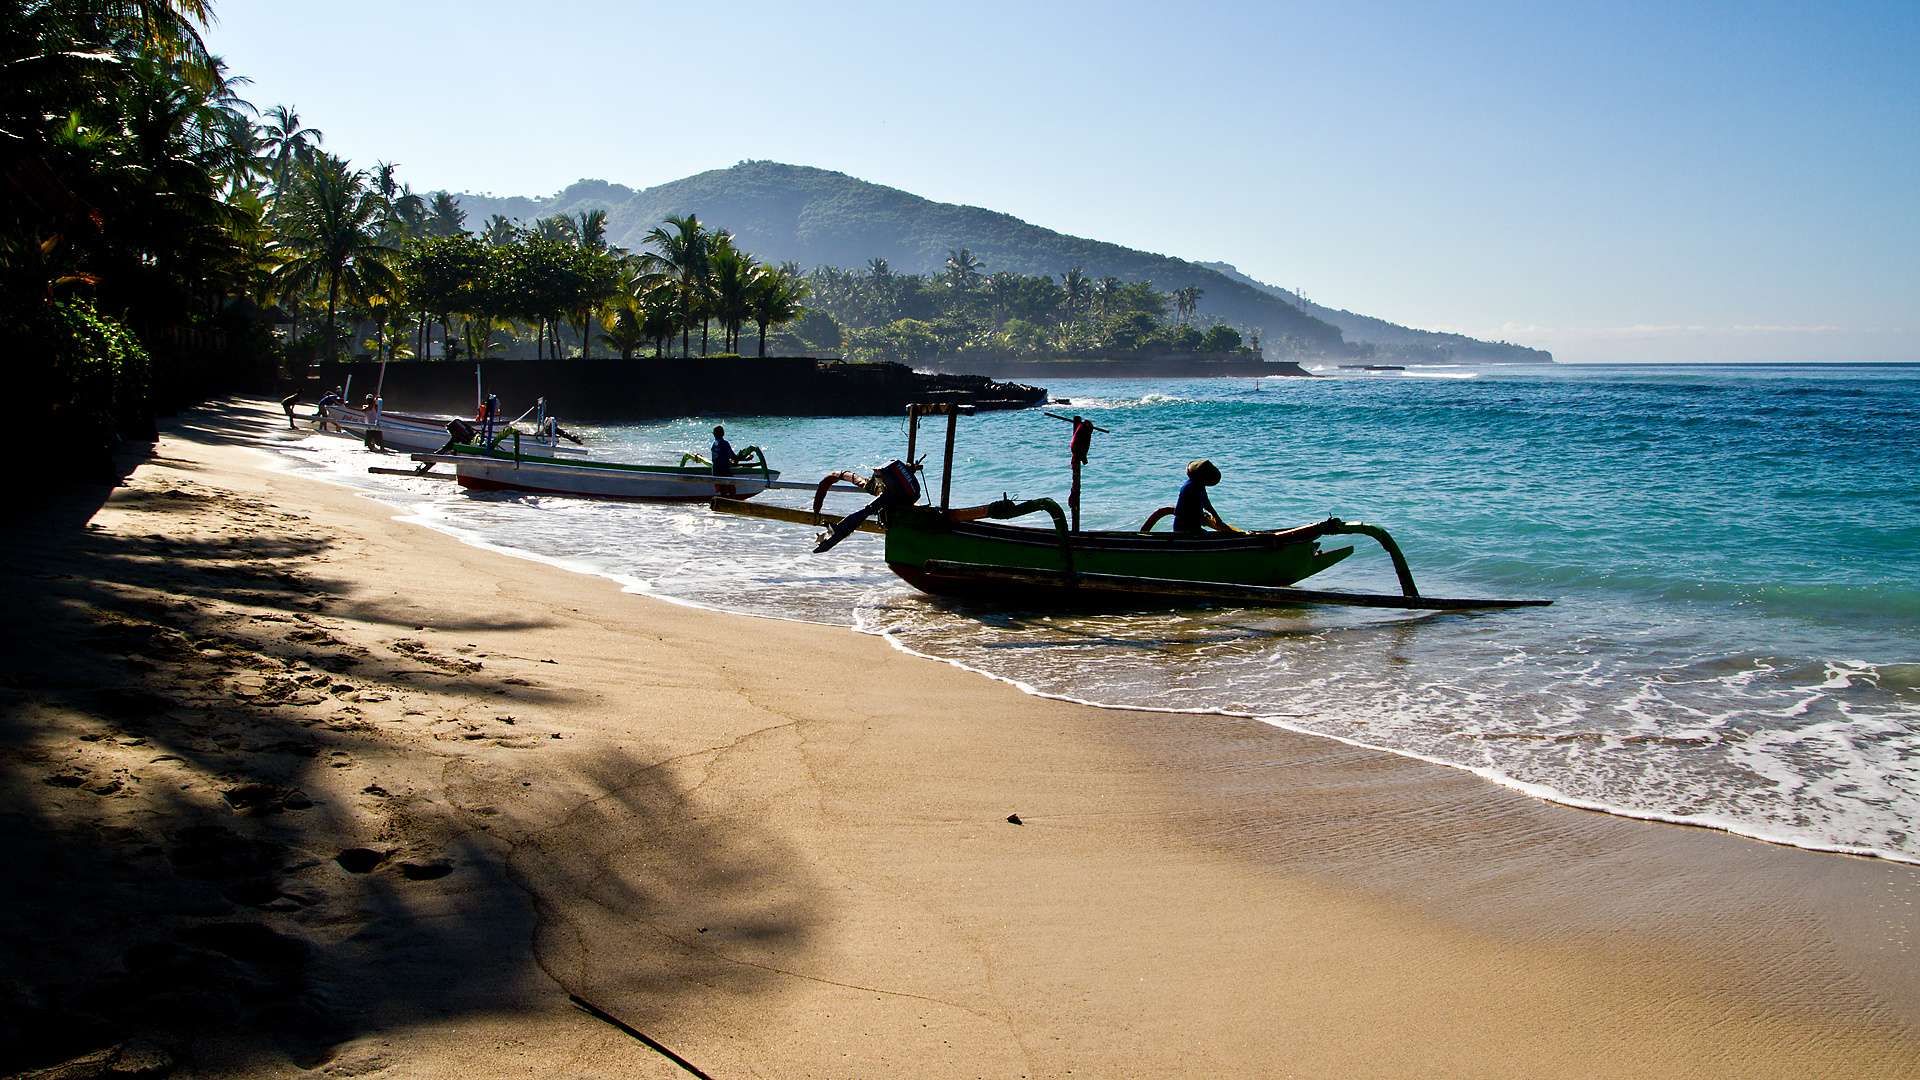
427;191;466;237
1060;267;1091;329
596;303;646;361
481;214;518;247
746;264;808;357
370;162;424;250
269;153;399;361
708;241;757;353
1173;284;1203;323
638;284;678;358
461;313;506;362
259;104;321;200
863;257;896;323
637;213;711;358
570;208;624;256
944;248;984;292
983;270;1023;326
562;209;623;356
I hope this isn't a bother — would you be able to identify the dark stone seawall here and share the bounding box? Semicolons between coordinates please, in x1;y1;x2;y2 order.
922;358;1313;380
309;358;1046;421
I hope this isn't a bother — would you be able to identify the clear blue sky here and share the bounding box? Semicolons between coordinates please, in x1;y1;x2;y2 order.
204;0;1916;362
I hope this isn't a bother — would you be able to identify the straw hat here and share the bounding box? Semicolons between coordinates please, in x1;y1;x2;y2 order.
1186;459;1220;485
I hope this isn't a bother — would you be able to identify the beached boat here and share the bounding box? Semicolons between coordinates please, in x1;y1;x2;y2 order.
412;440;784;502
882;500;1362;602
716;403;1550;611
318;403;589;458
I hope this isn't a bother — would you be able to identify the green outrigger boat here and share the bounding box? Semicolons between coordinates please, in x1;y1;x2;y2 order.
716;403;1550;611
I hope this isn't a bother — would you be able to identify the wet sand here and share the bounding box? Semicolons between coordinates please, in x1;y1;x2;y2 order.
2;396;1916;1079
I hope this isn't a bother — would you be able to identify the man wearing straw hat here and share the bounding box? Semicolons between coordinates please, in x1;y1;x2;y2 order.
1173;459;1228;532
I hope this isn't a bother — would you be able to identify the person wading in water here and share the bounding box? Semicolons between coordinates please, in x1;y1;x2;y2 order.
710;425;741;497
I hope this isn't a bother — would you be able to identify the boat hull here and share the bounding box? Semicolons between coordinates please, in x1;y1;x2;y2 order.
319;406;587;458
441;450;778;502
882;504;1354;603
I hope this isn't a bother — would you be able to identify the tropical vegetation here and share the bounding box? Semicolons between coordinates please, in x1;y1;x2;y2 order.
455;162;1385;359
4;0;816;481
782;251;1261;364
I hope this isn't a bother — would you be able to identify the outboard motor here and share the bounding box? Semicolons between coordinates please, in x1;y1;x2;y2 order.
814;459;919;554
425;418;480;463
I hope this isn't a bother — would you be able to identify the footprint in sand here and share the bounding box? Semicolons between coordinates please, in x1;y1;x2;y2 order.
334;848;387;874
221;784;310;814
396;860;454;881
387;639;483;675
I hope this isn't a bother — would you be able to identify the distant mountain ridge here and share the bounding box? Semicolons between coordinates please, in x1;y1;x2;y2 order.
1196;263;1552;364
453;162;1551;363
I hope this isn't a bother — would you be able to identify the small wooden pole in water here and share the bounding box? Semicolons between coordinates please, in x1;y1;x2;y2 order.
1047;412;1102;532
941;410;957;509
905;407;919;468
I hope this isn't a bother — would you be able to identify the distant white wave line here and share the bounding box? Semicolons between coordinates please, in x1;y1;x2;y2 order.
1428;323;1911;341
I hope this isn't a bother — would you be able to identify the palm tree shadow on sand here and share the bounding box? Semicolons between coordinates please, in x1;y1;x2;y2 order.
0;451;822;1076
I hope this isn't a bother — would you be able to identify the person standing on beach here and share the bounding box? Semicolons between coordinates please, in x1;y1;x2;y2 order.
281;391;302;430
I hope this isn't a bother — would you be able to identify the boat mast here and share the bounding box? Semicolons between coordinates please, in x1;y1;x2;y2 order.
942;411;956;509
905;403;973;511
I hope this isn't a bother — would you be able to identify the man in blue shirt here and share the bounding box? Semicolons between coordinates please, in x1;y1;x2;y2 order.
1173;459;1224;532
711;426;739;496
710;426;738;476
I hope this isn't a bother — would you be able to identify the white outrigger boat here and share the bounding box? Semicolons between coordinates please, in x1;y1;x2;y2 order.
318;400;589;459
410;439;791;501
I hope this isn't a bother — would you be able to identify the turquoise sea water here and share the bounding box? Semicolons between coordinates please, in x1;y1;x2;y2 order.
278;363;1920;862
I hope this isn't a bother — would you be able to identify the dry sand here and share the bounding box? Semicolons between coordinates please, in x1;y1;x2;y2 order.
2;396;1916;1079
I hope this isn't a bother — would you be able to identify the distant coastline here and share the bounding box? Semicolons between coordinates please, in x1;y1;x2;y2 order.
919;357;1313;380
451;162;1554;365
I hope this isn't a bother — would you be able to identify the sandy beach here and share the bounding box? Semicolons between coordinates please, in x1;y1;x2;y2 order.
3;396;1917;1080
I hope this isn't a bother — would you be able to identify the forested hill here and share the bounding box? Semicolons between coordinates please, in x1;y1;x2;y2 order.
454;162;1550;361
1197;263;1554;364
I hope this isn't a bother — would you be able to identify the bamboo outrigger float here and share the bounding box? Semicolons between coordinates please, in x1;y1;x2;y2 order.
713;403;1551;611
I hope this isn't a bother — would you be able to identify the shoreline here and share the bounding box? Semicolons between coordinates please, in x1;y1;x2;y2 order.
281;427;1920;869
3;396;1917;1078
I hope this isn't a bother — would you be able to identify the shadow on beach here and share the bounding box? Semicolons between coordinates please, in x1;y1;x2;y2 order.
0;433;820;1076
